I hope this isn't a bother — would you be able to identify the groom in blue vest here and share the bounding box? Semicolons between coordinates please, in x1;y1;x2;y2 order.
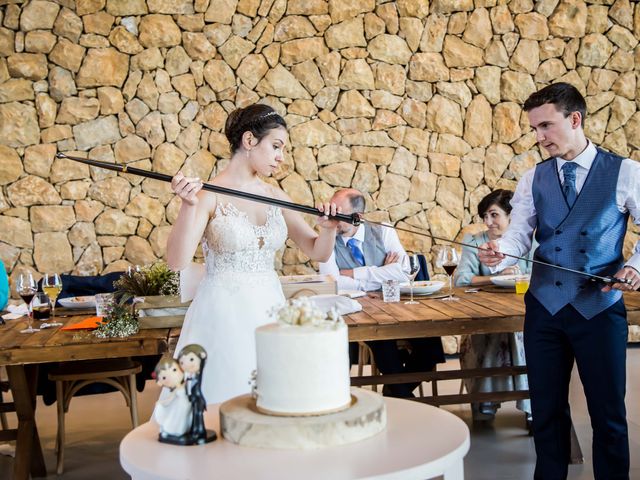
480;82;640;480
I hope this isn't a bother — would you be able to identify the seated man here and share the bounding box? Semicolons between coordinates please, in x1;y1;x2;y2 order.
319;188;445;398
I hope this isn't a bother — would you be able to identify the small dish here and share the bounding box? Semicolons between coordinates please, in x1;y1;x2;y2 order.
399;280;445;296
58;295;96;309
490;274;530;288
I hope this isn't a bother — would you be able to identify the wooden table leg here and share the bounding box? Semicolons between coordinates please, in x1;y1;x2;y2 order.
6;365;47;479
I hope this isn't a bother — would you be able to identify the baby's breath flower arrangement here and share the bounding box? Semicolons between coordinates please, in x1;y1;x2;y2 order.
94;299;139;338
271;297;341;327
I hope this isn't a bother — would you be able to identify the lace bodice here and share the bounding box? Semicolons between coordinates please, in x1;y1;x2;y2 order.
202;203;287;275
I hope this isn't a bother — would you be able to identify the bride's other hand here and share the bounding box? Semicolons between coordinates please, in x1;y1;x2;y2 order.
171;171;203;206
316;202;341;230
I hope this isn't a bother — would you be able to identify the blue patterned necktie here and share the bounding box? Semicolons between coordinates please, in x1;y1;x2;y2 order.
562;162;578;208
347;238;365;266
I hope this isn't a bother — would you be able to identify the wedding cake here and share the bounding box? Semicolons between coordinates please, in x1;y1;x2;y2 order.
220;297;386;449
254;298;352;416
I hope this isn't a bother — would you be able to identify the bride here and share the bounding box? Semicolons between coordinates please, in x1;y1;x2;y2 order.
166;104;339;404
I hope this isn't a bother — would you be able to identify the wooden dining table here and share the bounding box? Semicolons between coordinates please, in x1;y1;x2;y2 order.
345;288;640;406
1;289;639;478
344;287;640;465
0;307;180;480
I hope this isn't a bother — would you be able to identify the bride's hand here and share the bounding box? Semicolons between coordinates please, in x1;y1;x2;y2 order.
316;202;340;230
171;171;203;206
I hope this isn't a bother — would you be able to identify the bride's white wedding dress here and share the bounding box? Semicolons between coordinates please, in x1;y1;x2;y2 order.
174;202;287;404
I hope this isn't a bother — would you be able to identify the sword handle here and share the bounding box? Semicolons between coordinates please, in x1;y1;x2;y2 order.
590;276;633;285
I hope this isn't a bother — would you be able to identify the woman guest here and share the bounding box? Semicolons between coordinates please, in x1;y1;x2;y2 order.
166;104;339;405
454;189;532;425
0;260;8;311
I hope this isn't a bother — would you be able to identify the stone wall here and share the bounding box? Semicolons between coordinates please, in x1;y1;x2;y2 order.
0;0;639;291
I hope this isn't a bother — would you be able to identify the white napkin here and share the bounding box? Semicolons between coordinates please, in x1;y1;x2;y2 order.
2;303;28;321
309;294;363;316
338;289;366;299
180;262;205;303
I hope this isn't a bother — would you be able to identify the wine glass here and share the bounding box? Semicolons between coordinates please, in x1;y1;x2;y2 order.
436;246;460;301
403;254;421;305
17;273;39;333
42;273;63;327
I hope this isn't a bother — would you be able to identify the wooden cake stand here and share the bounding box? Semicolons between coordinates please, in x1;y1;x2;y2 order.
220;388;386;449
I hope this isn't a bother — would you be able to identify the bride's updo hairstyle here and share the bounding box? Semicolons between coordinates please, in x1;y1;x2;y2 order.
225;104;287;154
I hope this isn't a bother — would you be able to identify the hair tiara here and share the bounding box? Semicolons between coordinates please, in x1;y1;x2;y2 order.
260;111;280;119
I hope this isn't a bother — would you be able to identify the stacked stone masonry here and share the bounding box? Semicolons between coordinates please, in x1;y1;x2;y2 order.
1;1;639;345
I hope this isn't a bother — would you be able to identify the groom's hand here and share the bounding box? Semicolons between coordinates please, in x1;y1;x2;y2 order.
478;240;504;267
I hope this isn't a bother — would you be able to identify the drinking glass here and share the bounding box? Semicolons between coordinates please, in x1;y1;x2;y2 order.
382;280;400;303
17;273;39;333
436;246;460;301
95;293;114;317
515;276;530;294
32;292;52;328
403;254;421;305
43;273;63;327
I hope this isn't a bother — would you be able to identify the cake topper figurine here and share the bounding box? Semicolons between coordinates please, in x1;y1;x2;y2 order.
152;346;216;445
178;344;217;445
152;356;193;443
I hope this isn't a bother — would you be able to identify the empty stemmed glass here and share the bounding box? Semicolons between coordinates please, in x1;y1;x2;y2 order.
42;273;63;327
436;246;460;301
403;254;421;305
17;273;39;333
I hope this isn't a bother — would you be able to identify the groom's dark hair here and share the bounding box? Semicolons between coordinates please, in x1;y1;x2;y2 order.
524;82;587;127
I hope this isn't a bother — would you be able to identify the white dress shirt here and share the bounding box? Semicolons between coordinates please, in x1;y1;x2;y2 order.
319;224;409;291
494;141;640;272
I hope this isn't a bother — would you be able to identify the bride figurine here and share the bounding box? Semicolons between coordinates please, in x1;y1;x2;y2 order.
152;356;192;443
166;103;340;405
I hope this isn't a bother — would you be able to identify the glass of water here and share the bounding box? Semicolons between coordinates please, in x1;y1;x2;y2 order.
382;280;400;303
95;293;114;317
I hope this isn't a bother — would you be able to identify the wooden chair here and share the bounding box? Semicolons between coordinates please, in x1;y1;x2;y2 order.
357;342;380;392
357;342;431;397
48;358;141;474
0;380;11;432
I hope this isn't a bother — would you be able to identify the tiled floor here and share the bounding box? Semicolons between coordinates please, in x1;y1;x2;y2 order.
1;346;639;479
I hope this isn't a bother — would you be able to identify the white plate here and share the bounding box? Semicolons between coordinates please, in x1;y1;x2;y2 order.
399;281;445;296
490;274;530;288
58;295;96;309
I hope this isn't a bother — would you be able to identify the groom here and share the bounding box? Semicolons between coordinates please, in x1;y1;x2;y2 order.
479;83;640;479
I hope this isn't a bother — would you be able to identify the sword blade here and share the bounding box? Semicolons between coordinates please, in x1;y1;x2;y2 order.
363;219;627;285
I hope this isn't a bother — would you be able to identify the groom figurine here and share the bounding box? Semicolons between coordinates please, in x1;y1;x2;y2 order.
319;188;445;398
178;344;216;445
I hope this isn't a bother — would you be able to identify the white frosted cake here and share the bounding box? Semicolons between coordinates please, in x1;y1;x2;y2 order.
254;299;351;416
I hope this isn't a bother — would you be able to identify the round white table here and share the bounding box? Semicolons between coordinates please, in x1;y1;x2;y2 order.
120;397;470;480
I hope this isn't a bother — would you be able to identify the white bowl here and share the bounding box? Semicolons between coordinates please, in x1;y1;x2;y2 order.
490;274;530;288
399;280;445;295
58;295;96;309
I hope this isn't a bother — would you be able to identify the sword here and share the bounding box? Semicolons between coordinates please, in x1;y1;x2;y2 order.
57;153;632;286
55;152;360;225
362;219;632;286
